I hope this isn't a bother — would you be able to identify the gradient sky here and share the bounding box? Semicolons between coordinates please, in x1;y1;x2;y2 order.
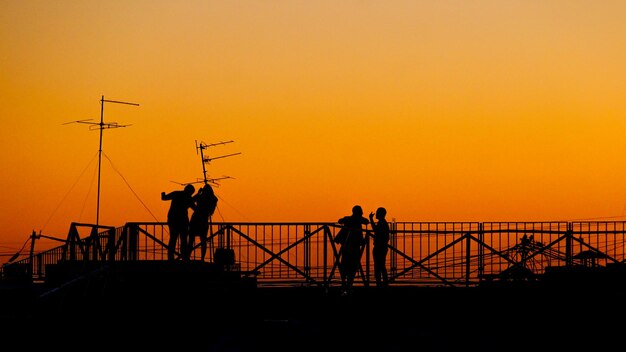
1;1;626;255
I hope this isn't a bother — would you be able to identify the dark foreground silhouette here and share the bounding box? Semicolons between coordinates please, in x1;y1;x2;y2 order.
2;273;624;352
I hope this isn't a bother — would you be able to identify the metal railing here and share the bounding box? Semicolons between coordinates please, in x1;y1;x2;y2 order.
3;221;626;288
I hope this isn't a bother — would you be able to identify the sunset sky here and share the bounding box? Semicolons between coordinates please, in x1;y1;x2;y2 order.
1;1;626;255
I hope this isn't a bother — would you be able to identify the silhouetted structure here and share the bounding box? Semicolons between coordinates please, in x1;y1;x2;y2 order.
2;220;626;351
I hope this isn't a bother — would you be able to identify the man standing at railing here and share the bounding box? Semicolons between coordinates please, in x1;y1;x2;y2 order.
161;184;196;261
369;207;390;287
337;205;369;295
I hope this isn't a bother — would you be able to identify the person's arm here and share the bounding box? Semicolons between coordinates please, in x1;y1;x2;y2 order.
161;191;172;200
190;191;201;210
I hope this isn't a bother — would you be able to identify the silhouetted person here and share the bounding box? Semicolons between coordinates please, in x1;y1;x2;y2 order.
337;205;369;295
161;184;195;260
369;207;390;287
189;183;218;261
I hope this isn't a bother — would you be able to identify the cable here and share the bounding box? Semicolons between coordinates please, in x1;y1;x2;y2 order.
559;214;626;222
104;153;161;222
78;158;98;222
3;237;30;264
215;194;252;222
41;152;98;230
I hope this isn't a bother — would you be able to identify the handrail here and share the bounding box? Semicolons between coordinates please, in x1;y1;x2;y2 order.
2;221;626;288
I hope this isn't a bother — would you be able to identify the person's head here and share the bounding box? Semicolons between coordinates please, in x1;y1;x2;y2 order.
376;207;387;219
352;205;363;217
184;184;196;195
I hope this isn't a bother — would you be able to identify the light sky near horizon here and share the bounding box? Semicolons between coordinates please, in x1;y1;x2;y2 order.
1;1;626;256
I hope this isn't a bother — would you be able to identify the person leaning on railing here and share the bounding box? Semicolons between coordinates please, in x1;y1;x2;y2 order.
337;205;369;295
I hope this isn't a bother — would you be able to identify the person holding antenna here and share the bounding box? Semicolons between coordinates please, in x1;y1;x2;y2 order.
189;183;218;261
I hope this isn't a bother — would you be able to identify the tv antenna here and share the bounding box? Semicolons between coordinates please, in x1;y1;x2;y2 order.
198;140;241;181
172;140;241;187
196;140;241;185
63;95;139;229
170;176;234;187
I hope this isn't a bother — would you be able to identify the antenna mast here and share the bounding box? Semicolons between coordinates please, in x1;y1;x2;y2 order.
64;95;139;228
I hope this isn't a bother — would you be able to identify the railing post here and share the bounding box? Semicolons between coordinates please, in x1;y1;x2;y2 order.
465;232;471;287
226;226;231;250
565;223;573;267
324;225;328;289
36;252;43;281
390;220;396;280
129;224;138;261
218;224;225;249
364;229;370;287
89;226;99;261
478;223;484;280
304;224;310;282
66;223;79;261
119;225;128;261
107;227;116;261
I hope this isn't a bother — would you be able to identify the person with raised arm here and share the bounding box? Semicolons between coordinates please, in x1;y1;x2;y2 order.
337;205;369;295
369;207;390;287
189;183;218;261
161;184;196;261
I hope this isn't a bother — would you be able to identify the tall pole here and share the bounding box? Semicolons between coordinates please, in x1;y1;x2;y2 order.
64;95;138;229
96;95;105;228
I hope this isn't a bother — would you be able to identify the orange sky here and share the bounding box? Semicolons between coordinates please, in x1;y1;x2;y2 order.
1;1;626;255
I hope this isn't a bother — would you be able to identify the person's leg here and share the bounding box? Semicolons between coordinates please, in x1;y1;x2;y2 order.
188;233;196;259
380;249;389;286
200;221;209;261
345;252;357;290
381;266;388;286
200;233;207;261
167;223;178;261
373;248;383;286
340;252;353;293
374;259;382;286
180;225;190;260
